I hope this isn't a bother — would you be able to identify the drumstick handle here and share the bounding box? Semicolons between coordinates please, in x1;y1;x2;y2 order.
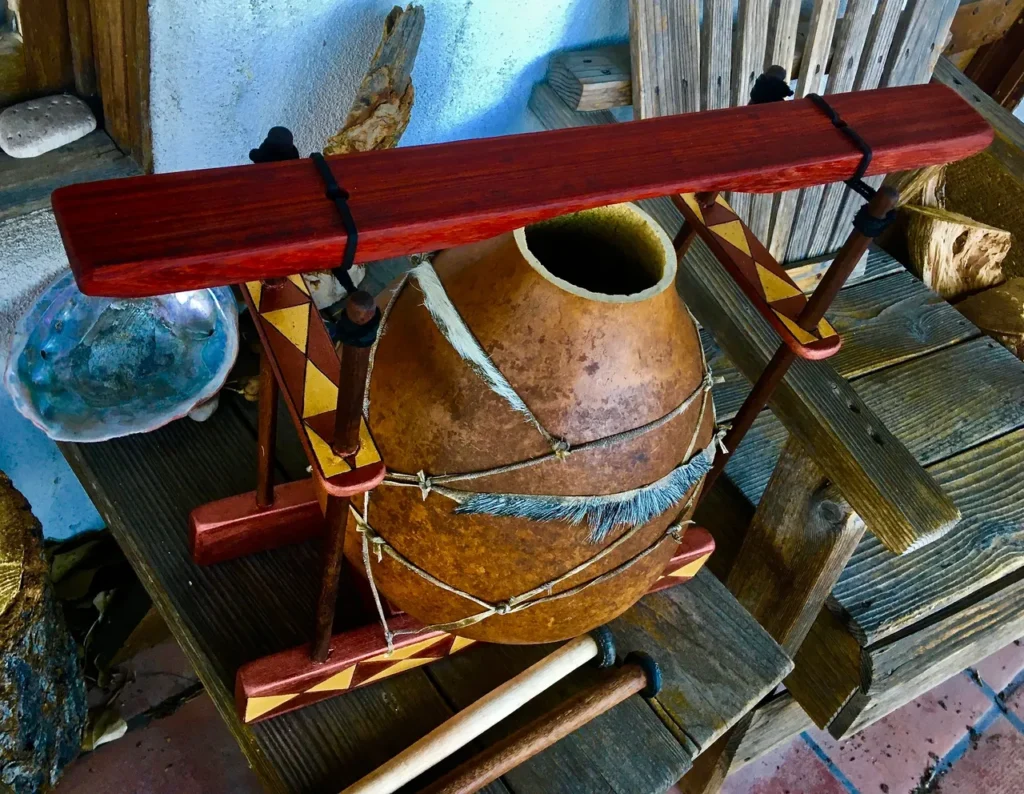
422;661;651;794
340;634;600;794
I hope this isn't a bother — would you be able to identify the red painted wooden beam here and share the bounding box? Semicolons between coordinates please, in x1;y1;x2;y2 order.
52;84;991;298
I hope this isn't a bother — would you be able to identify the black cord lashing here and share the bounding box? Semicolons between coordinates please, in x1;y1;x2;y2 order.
310;152;360;294
806;93;896;237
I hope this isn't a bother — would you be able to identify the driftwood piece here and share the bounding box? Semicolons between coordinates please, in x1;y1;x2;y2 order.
323;5;425;156
548;48;631;112
887;165;946;208
956;277;1024;359
906;204;1012;299
0;472;86;792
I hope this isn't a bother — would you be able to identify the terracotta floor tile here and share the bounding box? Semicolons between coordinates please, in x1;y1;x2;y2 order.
931;715;1024;794
114;638;200;723
805;671;991;794
56;693;262;793
719;736;849;794
973;638;1024;695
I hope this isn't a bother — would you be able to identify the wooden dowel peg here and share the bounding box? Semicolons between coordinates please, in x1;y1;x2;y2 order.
340;632;609;794
422;653;660;794
312;495;349;662
333;290;377;457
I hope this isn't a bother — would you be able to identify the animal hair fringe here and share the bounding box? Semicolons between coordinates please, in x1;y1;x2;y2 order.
452;444;715;543
411;261;542;431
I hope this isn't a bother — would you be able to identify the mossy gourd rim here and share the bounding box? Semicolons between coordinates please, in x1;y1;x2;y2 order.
515;202;676;304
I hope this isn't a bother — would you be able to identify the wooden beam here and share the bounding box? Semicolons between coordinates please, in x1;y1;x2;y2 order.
677;235;961;554
628;0;701;117
548;46;631;112
17;0;74;95
964;11;1024;109
947;0;1024;55
66;0;97;97
0;31;28;105
52;84;992;298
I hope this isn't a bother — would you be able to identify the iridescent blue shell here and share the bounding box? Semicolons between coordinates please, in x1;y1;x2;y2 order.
4;271;238;442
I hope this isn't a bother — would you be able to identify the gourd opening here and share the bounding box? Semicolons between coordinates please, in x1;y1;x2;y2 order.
517;203;676;303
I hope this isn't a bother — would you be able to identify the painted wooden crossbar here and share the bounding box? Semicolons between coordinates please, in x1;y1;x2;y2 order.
52;84;990;298
235;527;716;724
674;193;839;360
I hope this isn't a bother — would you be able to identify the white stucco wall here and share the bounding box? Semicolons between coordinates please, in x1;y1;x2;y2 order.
150;0;629;172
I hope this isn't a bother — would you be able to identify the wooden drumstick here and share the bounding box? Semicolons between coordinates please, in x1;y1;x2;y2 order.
340;630;615;794
422;653;662;794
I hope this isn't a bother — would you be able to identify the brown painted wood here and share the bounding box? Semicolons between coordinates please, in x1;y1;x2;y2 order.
256;347;279;508
51;84;992;297
313;495;348;662
423;663;649;794
189;478;323;566
333;291;375;456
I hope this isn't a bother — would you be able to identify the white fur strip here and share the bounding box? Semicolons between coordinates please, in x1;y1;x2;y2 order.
411;261;553;440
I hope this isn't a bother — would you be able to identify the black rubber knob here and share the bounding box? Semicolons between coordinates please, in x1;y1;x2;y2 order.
625;651;662;698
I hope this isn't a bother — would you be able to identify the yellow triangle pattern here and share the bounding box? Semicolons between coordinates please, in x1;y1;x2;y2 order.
360;656;436;686
709;220;751;256
288;274;310;295
774;311;817;345
668;554;710;579
756;263;802;303
245;693;299;722
355;419;382;468
366;635;446;663
262;304;309;353
714;193;733;211
306;427;352;478
451;635;476;653
247;281;262;311
307;664;356;693
679;194;704;224
817;318;837;339
303;361;338;419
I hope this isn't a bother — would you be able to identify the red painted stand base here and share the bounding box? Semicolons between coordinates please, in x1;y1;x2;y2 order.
189;478;324;565
234;527;716;724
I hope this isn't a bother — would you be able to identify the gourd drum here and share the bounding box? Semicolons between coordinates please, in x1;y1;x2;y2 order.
345;202;715;644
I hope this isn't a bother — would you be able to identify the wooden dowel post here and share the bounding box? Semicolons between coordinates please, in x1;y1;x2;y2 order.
422;658;654;794
312;289;379;663
340;634;603;794
255;346;279;509
701;187;899;493
333;290;377;456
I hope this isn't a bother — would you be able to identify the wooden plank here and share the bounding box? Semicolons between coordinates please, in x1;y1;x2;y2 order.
835;427;1024;644
934;56;1024;181
678;236;961;555
427;637;692;793
91;0;151;171
727;0;771;223
17;0;74;94
527;82;617;131
948;0;1024;54
51;84;992;298
768;0;840;262
728;692;812;774
0;130;140;221
0;31;28;105
788;0;875;261
723;337;1024;503
785;608;863;729
701;0;733;111
66;0;97;97
611;570;793;756
57;403;472;794
828;0;959;252
965;12;1024;109
628;0;701;117
547;46;631;112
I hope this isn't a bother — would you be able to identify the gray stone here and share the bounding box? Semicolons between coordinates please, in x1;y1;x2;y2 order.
0;95;97;159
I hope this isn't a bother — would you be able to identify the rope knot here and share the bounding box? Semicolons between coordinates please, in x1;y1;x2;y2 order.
552;438;572;461
416;470;432;500
713;427;730;455
495;601;512;615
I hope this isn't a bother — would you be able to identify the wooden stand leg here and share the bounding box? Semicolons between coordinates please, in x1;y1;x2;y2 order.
256;312;279;508
701;187;899;493
313;495;349;662
678;438;866;793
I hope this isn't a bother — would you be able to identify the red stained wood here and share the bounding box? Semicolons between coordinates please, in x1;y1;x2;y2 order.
234;527;714;722
189;478;323;565
52;84;991;298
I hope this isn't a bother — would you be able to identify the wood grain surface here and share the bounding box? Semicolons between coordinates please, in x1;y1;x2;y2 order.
629;0;701;117
52;84;991;297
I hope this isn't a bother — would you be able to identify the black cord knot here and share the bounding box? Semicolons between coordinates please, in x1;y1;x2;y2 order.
323;304;381;347
853;205;897;238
